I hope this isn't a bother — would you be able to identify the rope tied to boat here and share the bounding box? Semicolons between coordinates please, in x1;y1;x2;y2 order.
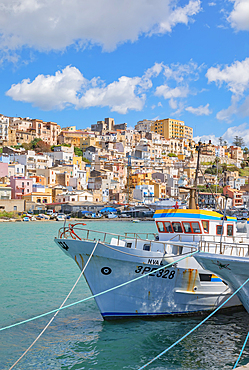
1;250;199;334
8;240;99;370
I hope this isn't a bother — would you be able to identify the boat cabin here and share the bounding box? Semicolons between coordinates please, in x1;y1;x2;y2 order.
153;209;240;243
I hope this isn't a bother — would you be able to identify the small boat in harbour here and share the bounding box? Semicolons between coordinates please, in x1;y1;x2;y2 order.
54;209;243;320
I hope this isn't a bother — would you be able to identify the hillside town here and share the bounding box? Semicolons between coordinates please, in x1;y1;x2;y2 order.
0;113;248;219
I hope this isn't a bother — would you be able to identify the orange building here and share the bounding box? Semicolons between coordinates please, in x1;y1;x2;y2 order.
223;185;243;207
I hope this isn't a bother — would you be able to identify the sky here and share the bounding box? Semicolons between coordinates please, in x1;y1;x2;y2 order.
1;0;249;145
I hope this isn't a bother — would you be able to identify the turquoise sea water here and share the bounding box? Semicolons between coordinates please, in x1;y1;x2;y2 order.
1;220;249;370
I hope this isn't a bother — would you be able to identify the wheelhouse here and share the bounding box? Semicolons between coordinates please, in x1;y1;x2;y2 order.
154;209;238;242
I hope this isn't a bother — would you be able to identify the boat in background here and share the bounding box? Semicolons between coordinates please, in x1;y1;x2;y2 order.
150;198;186;211
56;213;66;221
107;212;118;219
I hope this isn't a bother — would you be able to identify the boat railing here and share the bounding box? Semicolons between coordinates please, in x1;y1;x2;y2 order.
58;223;249;257
199;240;249;257
58;223;198;255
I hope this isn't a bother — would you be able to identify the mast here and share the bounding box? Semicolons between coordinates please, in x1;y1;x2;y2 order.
126;155;132;205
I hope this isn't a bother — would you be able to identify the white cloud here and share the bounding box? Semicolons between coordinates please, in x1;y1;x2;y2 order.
78;76;146;114
193;134;219;145
6;64;161;113
186;103;212;116
169;98;178;110
216;99;238;122
223;122;249;145
156;0;201;33
154;60;202;111
0;0;201;53
194;123;249;147
6;66;86;110
228;0;249;31
155;84;189;99
206;58;249;96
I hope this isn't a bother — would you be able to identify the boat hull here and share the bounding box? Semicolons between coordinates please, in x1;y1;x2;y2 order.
54;238;241;319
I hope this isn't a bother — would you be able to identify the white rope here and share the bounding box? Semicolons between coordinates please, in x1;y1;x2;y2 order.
8;240;99;370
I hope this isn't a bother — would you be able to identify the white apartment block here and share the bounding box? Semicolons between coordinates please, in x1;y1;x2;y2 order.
0;115;9;145
135;119;154;132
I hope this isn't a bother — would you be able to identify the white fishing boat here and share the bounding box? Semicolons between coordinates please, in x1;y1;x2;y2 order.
54;209;243;320
194;220;249;313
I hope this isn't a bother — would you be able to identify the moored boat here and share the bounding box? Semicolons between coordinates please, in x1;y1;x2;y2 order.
194;219;249;314
54;208;243;320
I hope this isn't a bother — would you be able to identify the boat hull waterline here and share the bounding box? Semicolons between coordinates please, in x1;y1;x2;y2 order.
54;238;241;319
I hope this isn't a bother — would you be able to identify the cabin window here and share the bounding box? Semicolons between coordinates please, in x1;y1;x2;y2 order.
191;222;201;234
199;274;212;282
216;225;223;235
126;242;132;248
172;222;183;233
156;221;165;232
227;224;233;236
143;244;151;251
182;222;192;233
202;220;209;233
164;221;174;233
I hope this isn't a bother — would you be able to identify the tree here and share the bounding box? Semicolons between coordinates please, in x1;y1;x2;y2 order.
168;153;177;157
233;136;245;148
36;140;51;152
218;137;223;145
74;147;83;157
244;147;249;154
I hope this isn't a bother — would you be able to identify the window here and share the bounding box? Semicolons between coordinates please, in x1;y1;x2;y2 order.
126;242;132;248
164;221;173;233
192;222;201;233
157;221;165;232
227;224;234;236
183;222;192;233
202;220;209;233
172;222;183;233
216;225;223;235
143;244;151;251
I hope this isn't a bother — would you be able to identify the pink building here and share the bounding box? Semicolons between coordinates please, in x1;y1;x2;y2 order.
0;163;8;177
10;176;33;199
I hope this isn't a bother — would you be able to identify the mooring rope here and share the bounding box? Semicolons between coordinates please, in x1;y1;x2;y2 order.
137;276;249;369
8;240;99;370
233;331;249;369
0;250;199;333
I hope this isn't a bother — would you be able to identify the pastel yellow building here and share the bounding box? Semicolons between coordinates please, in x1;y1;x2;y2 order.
131;172;152;188
149;180;166;199
73;156;83;170
23;188;52;204
80;137;99;151
151;118;193;140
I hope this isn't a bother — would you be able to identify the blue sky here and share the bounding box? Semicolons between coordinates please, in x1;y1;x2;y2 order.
1;0;249;145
